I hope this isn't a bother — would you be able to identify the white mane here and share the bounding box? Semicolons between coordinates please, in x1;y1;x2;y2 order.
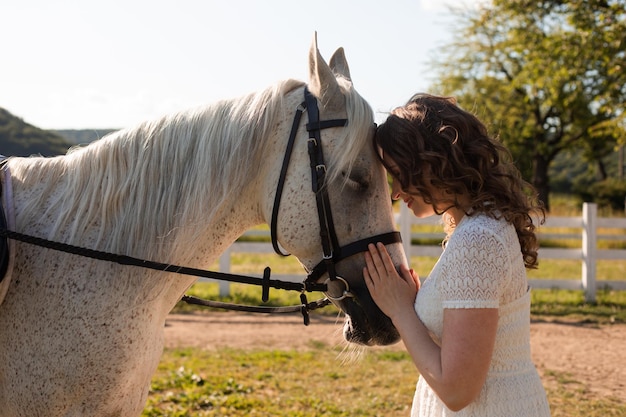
12;76;373;262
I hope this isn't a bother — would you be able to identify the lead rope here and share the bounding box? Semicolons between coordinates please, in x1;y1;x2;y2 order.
0;229;331;325
180;294;331;326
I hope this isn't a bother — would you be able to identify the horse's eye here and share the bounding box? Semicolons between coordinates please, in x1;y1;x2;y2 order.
341;170;369;192
348;176;369;192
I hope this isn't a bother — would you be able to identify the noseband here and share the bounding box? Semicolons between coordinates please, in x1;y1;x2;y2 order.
270;87;401;301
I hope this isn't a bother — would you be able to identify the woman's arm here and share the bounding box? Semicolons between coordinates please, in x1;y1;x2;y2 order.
364;243;498;411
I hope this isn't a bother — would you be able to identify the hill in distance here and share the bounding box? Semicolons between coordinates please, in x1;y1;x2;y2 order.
0;107;117;156
0;107;72;157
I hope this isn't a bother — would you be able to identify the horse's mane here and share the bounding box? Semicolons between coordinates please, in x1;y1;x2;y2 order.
13;76;373;263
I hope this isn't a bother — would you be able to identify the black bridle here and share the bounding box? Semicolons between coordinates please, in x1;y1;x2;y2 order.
0;86;401;325
270;87;401;302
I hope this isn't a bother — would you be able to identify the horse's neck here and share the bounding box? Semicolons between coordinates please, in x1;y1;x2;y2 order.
8;153;265;267
183;190;264;268
7;156;266;312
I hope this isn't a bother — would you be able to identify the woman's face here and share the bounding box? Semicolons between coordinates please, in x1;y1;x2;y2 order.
382;154;437;218
389;176;437;218
381;149;469;223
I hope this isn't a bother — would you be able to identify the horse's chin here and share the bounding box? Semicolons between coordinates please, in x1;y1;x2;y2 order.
342;317;400;346
339;299;400;346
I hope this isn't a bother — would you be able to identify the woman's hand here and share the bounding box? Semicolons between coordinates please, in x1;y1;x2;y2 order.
363;242;420;322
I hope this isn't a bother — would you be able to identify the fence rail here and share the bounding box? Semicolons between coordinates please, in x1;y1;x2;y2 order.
212;203;626;302
398;202;626;302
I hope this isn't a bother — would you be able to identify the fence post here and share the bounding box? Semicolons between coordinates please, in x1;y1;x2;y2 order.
399;203;412;258
581;203;597;303
218;246;232;297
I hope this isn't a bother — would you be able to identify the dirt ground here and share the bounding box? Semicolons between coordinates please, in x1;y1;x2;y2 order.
164;312;626;402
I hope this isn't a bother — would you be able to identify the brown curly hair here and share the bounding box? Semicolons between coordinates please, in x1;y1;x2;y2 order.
375;93;545;269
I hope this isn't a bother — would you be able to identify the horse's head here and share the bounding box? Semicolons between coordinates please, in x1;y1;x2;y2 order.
262;35;407;346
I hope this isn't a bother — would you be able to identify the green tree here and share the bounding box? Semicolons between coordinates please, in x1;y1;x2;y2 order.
430;0;626;211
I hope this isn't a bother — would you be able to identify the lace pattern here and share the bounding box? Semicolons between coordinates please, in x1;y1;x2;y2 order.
412;214;550;416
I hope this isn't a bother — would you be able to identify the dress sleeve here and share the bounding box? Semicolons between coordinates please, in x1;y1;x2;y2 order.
439;222;510;309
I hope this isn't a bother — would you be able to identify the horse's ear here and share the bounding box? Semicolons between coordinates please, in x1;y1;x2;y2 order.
308;33;344;112
329;47;352;82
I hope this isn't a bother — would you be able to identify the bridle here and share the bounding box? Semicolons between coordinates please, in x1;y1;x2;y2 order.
270;87;401;302
0;86;401;325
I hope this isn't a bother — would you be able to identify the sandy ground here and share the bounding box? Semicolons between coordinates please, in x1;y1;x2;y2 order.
164;312;626;402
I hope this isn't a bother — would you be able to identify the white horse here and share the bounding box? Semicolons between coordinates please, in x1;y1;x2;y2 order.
0;36;406;416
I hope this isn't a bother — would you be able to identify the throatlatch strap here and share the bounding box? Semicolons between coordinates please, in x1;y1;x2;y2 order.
270;101;306;256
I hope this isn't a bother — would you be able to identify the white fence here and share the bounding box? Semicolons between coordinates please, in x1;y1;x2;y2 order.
214;203;626;302
398;202;626;303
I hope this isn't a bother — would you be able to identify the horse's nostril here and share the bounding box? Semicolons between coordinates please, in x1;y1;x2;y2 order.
343;319;374;346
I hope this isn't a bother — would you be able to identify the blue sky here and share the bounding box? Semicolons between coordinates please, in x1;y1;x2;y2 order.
1;0;481;129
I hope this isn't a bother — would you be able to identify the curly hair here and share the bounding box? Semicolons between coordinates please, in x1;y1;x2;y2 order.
375;93;545;269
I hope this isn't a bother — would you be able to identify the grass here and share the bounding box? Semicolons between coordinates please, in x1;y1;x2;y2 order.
143;345;626;417
541;370;626;417
527;259;626;281
530;289;626;323
144;347;417;417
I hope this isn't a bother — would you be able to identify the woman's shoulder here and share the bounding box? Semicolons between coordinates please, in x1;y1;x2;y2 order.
456;212;512;234
450;213;516;250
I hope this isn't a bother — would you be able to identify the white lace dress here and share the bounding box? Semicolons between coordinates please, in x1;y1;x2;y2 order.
411;214;551;416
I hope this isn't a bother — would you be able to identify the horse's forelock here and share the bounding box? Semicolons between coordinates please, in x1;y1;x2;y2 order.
325;77;374;186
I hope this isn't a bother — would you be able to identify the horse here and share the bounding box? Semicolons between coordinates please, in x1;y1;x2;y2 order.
0;35;407;416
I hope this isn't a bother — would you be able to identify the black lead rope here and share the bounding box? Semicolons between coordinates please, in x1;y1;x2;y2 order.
180;294;331;326
0;228;331;325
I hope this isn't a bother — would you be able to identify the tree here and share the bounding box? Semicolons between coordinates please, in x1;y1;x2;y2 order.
430;0;626;211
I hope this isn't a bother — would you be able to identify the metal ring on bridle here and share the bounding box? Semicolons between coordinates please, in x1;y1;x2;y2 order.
323;276;354;301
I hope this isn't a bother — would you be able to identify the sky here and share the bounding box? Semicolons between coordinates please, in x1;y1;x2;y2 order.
1;0;481;130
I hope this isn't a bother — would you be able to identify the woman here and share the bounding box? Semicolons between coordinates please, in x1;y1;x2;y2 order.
364;94;551;416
